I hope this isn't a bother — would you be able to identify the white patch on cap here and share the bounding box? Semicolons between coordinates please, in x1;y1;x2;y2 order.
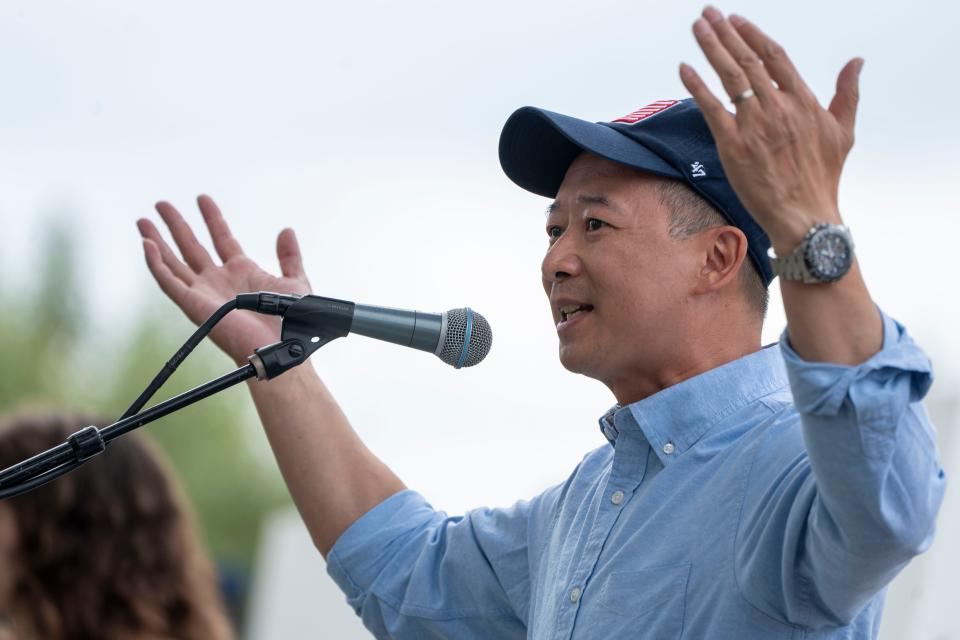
691;161;706;178
611;100;681;124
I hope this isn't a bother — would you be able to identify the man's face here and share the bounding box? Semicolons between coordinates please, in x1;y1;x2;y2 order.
542;153;699;389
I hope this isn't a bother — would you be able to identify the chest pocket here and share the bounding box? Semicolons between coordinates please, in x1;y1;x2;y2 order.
593;562;690;639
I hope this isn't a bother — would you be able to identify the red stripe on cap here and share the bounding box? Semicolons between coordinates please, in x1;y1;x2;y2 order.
612;100;680;124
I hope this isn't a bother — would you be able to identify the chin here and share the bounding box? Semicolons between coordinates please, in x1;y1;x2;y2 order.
558;345;598;378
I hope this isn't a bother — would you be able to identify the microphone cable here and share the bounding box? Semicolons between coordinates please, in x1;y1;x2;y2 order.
119;298;240;420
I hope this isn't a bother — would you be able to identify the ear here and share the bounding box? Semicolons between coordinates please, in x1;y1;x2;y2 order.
692;226;749;295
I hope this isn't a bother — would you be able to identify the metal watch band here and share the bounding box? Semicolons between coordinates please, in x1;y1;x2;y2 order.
770;250;812;283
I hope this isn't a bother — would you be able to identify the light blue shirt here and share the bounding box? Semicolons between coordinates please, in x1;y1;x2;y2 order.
327;311;946;639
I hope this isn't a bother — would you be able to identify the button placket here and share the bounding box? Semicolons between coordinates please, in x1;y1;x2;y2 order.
554;417;649;637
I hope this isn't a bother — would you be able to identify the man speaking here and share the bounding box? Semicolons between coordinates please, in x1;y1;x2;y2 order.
136;6;944;638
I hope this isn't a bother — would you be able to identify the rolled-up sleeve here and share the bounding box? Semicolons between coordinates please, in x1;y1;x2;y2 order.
777;309;947;627
326;487;552;639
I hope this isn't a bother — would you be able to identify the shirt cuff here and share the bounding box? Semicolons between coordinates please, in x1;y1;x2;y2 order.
779;308;933;417
326;489;441;600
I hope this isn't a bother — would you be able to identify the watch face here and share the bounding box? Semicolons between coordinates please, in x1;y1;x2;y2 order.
804;226;854;282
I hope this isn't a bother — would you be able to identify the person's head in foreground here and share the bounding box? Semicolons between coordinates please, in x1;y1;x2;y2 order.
500;98;773;403
0;407;233;640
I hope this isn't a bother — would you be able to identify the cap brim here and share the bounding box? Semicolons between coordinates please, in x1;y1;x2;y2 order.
499;106;683;198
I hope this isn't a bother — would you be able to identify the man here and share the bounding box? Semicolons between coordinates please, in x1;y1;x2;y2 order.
136;6;944;639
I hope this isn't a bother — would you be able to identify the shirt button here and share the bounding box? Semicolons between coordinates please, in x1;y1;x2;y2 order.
569;586;582;603
610;490;624;505
662;441;676;455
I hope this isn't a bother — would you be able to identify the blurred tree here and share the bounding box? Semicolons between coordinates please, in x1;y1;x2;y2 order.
0;216;291;614
0;216;83;408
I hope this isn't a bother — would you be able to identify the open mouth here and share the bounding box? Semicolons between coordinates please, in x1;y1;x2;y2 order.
559;304;594;323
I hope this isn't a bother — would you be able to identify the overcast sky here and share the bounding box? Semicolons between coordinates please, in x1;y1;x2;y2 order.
0;0;957;526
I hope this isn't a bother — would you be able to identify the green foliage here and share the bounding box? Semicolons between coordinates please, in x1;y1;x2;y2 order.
0;216;291;571
0;221;83;409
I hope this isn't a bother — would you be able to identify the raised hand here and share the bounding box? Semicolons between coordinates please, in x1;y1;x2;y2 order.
136;195;313;365
679;6;864;256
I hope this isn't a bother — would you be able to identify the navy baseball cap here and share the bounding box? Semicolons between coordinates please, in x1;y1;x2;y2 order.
498;98;773;285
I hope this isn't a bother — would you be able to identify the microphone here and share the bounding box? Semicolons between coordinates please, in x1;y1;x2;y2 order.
351;304;492;368
237;293;493;368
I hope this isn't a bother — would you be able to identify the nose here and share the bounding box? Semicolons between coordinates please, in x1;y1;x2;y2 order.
541;234;583;285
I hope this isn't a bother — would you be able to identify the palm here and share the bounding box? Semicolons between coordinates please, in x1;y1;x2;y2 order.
137;195;313;365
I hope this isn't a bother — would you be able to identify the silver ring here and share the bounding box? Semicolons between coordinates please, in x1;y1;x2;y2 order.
730;88;755;105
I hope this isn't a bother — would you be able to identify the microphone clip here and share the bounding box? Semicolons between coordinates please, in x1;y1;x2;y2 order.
247;295;355;380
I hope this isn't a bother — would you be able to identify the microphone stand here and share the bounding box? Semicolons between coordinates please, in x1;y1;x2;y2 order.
0;292;355;501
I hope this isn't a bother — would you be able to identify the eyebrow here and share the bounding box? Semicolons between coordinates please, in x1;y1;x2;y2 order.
545;194;616;216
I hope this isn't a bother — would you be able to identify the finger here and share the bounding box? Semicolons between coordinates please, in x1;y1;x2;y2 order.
197;194;246;263
155;201;216;272
828;58;864;133
702;7;776;106
692;17;757;110
276;228;307;280
728;14;808;96
679;63;738;145
136;218;196;285
141;238;192;303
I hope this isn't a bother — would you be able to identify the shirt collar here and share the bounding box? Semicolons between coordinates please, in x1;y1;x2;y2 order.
598;343;788;466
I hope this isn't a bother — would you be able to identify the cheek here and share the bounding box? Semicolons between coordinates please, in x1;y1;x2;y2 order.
598;251;688;312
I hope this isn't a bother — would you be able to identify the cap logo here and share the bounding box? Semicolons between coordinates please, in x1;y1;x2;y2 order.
612;100;680;124
691;161;706;178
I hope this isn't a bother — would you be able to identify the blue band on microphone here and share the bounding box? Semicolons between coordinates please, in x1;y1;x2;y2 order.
456;308;474;369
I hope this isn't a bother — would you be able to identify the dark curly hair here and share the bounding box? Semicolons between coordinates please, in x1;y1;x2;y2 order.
0;406;234;640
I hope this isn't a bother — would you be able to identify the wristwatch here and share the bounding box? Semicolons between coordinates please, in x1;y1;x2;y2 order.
769;223;855;283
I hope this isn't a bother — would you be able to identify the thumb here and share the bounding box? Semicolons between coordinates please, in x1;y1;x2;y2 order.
828;57;864;133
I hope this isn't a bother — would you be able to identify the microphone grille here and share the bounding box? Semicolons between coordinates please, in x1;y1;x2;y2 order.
438;308;492;368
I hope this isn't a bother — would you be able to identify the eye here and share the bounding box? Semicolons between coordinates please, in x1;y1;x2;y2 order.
586;218;607;232
547;225;563;240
